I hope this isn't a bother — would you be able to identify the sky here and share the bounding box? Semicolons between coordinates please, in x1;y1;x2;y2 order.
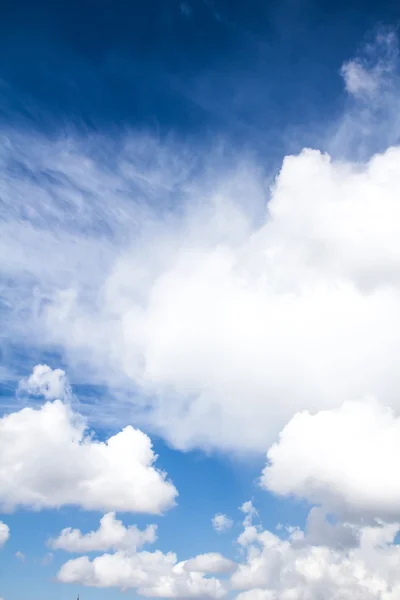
2;0;400;599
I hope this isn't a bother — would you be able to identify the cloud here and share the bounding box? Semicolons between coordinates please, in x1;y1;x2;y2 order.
57;550;227;598
0;522;9;547
231;515;400;600
341;60;380;97
2;33;400;458
262;400;400;522
212;514;233;533
303;507;360;550
15;551;25;562
50;512;157;553
17;364;71;401
0;370;177;513
240;501;258;527
240;501;257;517
340;30;397;98
184;553;236;574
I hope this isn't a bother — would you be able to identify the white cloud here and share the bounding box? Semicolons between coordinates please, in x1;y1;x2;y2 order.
231;516;400;600
240;502;257;517
50;512;157;553
262;400;400;522
240;501;258;527
15;551;25;562
58;550;227;598
341;60;380;97
340;30;397;99
2;35;400;457
13;142;400;455
184;553;236;574
17;364;71;401
0;522;9;547
0;377;177;513
212;514;233;533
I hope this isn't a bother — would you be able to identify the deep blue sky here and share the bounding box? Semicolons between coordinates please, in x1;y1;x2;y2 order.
1;0;399;150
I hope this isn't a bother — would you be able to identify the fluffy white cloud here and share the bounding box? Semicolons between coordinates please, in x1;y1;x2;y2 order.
50;512;157;553
262;400;400;521
58;550;227;598
184;553;236;574
231;516;400;600
0;384;177;513
26;145;400;453
212;514;233;533
2;34;400;457
17;364;71;401
0;522;9;547
240;502;257;518
13;141;400;456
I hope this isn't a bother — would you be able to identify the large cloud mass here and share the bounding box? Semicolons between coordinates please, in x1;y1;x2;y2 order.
3;30;400;600
1;32;400;457
4;140;400;454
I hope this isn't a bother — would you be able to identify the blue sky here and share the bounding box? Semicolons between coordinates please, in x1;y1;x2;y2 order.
2;1;400;599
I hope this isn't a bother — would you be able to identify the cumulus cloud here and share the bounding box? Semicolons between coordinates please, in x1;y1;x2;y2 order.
212;514;233;533
0;373;177;513
50;512;157;553
0;522;9;547
262;400;400;522
17;364;71;401
184;553;236;574
58;550;227;598
9;138;400;456
231;516;400;600
1;32;400;458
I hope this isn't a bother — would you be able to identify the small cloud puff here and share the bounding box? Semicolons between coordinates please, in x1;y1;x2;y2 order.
0;522;9;547
212;514;233;533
